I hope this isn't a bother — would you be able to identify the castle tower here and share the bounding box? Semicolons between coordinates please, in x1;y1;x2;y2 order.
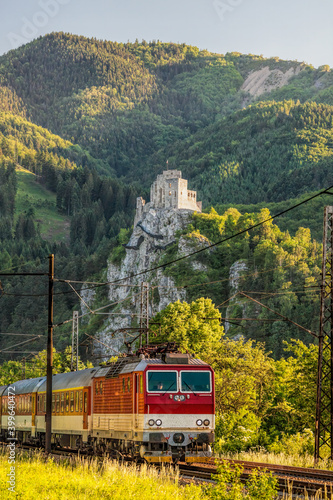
149;170;202;212
134;170;202;225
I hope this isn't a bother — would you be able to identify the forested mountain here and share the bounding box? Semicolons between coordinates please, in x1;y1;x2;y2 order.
0;33;332;359
155;100;333;205
1;33;332;192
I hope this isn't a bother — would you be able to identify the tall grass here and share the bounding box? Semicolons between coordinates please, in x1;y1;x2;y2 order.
0;450;203;500
1;448;332;499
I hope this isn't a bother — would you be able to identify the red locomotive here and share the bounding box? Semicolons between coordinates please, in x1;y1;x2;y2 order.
0;345;215;463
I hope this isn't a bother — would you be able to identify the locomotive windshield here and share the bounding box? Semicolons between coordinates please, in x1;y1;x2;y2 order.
181;371;211;393
147;371;177;392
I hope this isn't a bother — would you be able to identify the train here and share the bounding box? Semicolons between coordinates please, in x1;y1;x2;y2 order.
0;344;215;463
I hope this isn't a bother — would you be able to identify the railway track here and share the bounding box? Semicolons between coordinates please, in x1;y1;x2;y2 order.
179;459;333;496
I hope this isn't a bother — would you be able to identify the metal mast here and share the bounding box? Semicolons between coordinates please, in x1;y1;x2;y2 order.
315;206;333;462
45;253;54;454
71;311;79;371
139;282;149;347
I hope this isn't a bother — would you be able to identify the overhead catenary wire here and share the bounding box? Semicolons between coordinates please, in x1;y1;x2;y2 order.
220;290;318;338
0;257;49;274
53;184;333;292
1;185;330;359
0;257;322;299
215;288;320;309
52;290;142;329
0;333;44;336
0;336;42;353
54;262;298;291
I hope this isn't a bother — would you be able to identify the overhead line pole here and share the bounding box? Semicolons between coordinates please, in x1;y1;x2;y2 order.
45;254;54;455
71;311;79;371
139;282;149;347
239;291;318;338
315;207;333;462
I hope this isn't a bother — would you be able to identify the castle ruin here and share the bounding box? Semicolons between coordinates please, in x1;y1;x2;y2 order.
135;170;201;224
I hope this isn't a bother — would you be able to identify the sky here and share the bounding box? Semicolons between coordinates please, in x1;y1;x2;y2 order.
1;0;332;68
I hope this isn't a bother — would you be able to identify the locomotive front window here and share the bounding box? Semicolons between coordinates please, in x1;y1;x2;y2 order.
181;371;211;393
147;371;178;392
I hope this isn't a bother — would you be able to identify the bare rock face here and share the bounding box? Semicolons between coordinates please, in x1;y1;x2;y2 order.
178;234;210;273
224;260;248;334
241;65;303;98
95;205;191;356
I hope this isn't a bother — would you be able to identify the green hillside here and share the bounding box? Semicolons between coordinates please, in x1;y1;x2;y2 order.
153;100;333;205
259;65;333;105
1;34;331;205
16;167;70;243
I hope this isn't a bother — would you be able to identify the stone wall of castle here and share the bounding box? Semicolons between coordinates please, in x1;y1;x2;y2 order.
148;170;201;212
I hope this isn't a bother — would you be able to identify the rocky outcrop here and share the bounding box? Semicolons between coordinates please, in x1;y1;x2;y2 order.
95;205;190;356
80;286;96;322
178;234;210;273
224;260;248;334
241;65;303;98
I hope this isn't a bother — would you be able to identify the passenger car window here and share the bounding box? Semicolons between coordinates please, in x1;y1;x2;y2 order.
70;391;74;412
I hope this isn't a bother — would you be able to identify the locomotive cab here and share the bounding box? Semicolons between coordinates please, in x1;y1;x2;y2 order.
142;358;215;463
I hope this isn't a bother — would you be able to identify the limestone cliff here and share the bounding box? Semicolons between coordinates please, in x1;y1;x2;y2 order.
241;65;303;98
224;260;248;335
94;205;194;356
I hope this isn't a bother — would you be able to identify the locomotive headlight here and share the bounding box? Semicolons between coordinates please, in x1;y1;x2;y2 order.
174;395;186;401
203;419;210;426
155;419;162;426
148;419;155;426
196;419;203;426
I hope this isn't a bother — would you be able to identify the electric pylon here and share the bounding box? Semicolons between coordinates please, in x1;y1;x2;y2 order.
315;206;333;461
139;282;149;347
71;310;79;371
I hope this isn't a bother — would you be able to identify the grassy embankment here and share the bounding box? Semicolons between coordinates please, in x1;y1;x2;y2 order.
15;167;70;244
1;449;333;500
0;451;203;500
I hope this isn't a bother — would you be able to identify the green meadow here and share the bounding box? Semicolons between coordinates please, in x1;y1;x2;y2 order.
15;167;70;244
